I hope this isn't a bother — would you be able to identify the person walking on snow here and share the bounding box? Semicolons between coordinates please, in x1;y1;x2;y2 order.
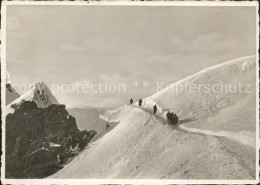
153;104;157;115
106;123;111;130
166;111;171;120
130;98;133;105
139;99;143;106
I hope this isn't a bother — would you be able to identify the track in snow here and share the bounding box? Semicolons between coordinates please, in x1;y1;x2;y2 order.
132;104;255;148
178;125;255;148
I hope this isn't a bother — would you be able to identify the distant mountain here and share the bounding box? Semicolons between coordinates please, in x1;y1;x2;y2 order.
67;106;119;141
6;82;59;115
6;71;20;105
6;84;20;105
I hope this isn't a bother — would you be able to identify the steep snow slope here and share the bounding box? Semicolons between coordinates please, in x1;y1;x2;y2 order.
148;56;256;134
51;56;256;179
6;71;20;105
67;106;119;141
6;82;59;115
52;106;255;179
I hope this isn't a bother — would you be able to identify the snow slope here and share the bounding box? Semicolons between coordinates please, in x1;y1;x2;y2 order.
6;82;59;115
51;56;256;179
148;56;256;134
67;106;119;141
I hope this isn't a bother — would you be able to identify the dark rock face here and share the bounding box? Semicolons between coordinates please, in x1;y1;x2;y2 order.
5;101;96;178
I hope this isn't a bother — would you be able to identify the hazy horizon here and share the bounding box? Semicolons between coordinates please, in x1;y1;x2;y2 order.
6;5;256;107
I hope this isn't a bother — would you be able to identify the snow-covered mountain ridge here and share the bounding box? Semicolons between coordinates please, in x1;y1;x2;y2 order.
51;56;257;179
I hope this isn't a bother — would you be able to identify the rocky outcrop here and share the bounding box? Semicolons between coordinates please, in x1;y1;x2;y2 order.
5;101;96;178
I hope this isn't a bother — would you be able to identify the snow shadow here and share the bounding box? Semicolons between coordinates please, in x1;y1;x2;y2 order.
178;118;198;124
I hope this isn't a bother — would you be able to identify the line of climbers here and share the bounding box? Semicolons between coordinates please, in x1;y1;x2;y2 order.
129;98;179;125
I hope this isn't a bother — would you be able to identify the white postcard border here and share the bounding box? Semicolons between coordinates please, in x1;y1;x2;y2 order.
1;1;259;184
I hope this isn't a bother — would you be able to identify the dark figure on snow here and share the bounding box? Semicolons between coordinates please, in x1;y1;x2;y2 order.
106;123;111;130
166;111;171;120
166;111;179;125
130;98;133;105
153;105;157;115
139;99;143;106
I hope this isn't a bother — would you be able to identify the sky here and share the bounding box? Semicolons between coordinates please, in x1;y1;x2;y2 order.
6;5;256;107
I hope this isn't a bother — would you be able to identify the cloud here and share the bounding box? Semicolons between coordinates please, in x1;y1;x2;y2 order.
99;73;126;83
